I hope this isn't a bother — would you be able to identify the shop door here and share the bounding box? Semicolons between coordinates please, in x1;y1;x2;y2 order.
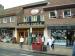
18;31;28;45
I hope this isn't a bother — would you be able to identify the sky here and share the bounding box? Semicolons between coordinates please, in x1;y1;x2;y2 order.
0;0;44;9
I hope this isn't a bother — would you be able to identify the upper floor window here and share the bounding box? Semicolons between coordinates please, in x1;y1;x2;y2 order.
0;18;2;23
63;9;71;18
31;16;37;22
49;10;57;18
37;15;40;22
40;15;44;21
10;16;16;22
3;18;7;23
23;15;44;22
23;16;30;22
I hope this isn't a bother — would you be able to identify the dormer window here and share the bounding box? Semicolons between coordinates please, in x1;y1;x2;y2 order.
49;10;57;19
63;9;71;18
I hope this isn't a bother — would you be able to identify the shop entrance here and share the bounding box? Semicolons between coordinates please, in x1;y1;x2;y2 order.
66;30;74;46
17;29;28;44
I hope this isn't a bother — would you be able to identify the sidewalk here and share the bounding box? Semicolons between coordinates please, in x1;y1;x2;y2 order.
0;42;72;56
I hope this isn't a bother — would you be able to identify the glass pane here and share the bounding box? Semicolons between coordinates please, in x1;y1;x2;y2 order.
64;9;71;16
50;11;55;16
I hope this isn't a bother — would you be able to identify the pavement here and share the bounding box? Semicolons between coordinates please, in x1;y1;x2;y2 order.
0;42;72;56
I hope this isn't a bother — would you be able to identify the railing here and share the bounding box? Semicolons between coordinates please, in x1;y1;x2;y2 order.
17;21;45;26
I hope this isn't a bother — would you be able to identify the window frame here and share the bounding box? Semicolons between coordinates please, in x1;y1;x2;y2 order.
63;9;71;18
31;16;37;22
10;16;16;22
49;10;57;19
3;18;7;23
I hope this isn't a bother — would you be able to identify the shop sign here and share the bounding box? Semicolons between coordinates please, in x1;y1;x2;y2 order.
31;9;39;15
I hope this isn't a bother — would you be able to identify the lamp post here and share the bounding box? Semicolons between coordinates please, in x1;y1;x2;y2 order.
28;27;32;45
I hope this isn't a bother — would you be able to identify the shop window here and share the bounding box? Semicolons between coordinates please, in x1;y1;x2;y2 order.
49;10;57;18
63;9;71;18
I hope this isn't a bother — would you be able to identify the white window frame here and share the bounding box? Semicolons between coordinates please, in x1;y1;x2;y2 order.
63;9;71;18
23;16;28;22
31;16;37;22
10;16;15;22
40;15;44;21
49;10;57;19
0;19;1;23
3;18;7;23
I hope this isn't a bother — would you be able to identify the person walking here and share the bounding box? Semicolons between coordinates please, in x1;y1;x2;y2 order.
19;36;24;48
72;37;75;56
51;36;55;50
47;36;55;51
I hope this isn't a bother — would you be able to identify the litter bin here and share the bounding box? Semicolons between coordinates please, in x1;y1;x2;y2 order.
42;45;47;51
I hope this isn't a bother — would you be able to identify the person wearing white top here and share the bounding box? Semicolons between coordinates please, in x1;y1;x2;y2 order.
47;36;55;50
20;36;24;48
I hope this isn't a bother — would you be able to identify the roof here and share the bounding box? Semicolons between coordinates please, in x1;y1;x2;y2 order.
0;6;22;17
46;0;75;6
22;1;47;8
43;0;75;10
0;1;47;17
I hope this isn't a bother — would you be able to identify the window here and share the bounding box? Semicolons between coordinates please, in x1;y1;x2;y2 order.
31;16;37;22
3;18;7;23
0;19;1;23
63;9;71;18
29;16;31;22
10;16;15;22
37;15;40;22
23;16;29;22
49;10;57;18
40;15;44;21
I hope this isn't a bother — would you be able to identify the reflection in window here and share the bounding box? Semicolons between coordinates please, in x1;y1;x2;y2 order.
3;18;7;23
10;16;16;22
63;9;71;18
49;10;57;18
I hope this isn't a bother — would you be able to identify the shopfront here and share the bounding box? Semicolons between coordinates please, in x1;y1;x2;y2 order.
48;26;75;46
0;28;14;43
17;28;44;45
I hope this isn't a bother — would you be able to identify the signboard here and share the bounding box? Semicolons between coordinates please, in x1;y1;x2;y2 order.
31;9;39;15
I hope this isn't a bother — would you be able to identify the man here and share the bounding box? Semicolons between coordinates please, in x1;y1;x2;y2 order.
47;36;55;51
20;36;24;48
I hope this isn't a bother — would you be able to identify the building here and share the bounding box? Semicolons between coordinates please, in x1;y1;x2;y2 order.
0;0;75;46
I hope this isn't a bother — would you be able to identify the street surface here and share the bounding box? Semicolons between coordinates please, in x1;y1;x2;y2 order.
0;48;67;56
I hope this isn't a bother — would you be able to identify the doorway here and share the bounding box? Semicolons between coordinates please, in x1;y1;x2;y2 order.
17;29;28;44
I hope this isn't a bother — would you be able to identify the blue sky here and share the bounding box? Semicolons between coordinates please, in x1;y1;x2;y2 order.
0;0;44;9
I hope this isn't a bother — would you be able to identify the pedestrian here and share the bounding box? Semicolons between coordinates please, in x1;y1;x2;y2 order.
72;37;75;56
19;36;24;48
51;36;55;50
47;36;55;51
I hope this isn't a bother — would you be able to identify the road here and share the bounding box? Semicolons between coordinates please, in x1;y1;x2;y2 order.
0;48;67;56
